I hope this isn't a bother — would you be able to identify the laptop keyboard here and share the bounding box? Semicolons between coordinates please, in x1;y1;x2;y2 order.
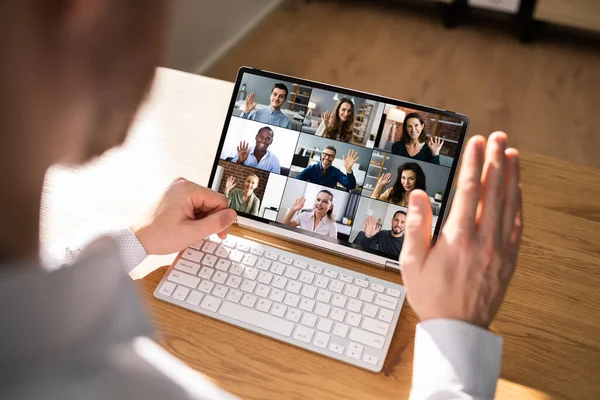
154;234;406;372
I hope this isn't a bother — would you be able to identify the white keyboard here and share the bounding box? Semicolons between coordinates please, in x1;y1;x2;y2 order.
154;234;406;372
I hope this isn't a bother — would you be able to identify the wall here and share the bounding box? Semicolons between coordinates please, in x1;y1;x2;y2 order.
237;74;301;107
259;174;288;217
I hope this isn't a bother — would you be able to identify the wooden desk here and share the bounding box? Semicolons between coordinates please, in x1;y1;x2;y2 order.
41;68;600;399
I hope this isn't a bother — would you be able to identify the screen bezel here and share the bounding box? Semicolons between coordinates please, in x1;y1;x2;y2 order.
208;66;469;268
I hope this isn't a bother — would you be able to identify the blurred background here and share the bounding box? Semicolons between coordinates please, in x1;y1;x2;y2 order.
165;0;599;168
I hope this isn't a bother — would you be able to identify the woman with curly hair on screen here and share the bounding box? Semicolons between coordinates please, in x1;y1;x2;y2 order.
315;97;355;143
370;162;426;207
391;112;443;165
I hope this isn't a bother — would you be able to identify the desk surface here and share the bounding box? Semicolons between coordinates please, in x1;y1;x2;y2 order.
42;68;600;400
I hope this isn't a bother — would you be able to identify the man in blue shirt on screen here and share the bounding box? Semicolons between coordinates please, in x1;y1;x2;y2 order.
297;145;359;190
239;83;293;130
232;126;281;174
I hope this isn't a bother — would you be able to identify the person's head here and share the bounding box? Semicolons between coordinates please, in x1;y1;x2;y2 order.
244;175;259;192
390;162;427;203
324;98;354;142
401;112;427;144
391;210;406;237
255;127;274;152
321;145;337;168
314;190;335;220
270;83;288;110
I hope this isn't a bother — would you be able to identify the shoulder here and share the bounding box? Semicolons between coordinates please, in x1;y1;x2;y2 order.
391;141;404;152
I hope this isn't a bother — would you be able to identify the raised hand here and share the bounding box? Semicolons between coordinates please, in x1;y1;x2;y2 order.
343;149;359;172
236;141;250;164
400;132;522;329
321;110;333;128
225;176;236;192
291;196;306;212
376;172;392;188
364;216;381;238
427;136;444;156
243;92;258;114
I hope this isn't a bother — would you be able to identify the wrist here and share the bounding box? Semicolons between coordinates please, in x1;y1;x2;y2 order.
129;223;154;255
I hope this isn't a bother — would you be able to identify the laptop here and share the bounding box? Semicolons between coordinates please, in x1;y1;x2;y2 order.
154;67;468;372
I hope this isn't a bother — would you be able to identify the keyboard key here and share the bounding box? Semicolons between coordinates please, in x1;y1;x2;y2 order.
173;286;190;301
378;309;394;323
272;276;288;289
225;275;242;289
363;317;390;336
257;271;273;285
315;303;331;317
370;283;384;293
284;266;300;280
270;303;287;318
332;294;347;308
324;269;338;278
347;299;363;313
255;284;271;298
363;354;379;365
293;325;314;343
279;255;293;265
299;271;315;285
241;293;257;308
242;254;258;267
316;289;332;304
359;289;375;303
355;278;369;288
333;323;349;338
242;266;258;280
329;343;344;354
229;250;244;262
286;281;302;294
374;294;398;310
386;287;402;298
346;312;362;327
293;260;308;269
269;288;285;303
182;248;203;263
219;301;294;337
186;290;204;306
317;318;333;333
300;313;318;328
175;259;201;275
213;271;228;284
340;274;353;283
240;280;256;293
329;281;344;294
226;289;243;303
201;254;217;268
201;241;218;254
229;263;244;276
308;265;323;274
346;342;363;360
270;262;286;275
314;276;330;289
344;284;359;298
198;266;214;280
255;258;271;271
285;308;302;323
215;246;230;259
264;251;278;261
313;332;330;348
250;246;264;257
330;308;346;322
236;242;250;252
212;284;228;299
200;295;222;313
198;280;215;294
159;281;176;296
189;240;204;251
208;235;222;244
299;298;316;313
362;304;378;318
301;285;317;299
215;259;231;272
167;270;200;289
256;298;272;313
348;328;385;350
222;237;236;248
284;293;301;308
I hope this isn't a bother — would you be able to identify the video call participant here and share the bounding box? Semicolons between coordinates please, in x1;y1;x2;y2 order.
316;97;355;142
297;146;359;191
224;175;260;216
354;211;406;259
282;190;338;238
240;83;293;129
232;126;281;174
391;112;444;165
371;162;426;207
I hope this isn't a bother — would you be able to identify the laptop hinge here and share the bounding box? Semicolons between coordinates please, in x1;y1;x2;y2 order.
384;261;401;273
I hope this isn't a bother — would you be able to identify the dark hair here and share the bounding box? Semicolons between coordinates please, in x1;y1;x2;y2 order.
389;162;427;204
317;189;335;220
392;210;407;220
257;126;274;139
323;98;354;143
272;83;289;99
323;145;337;156
400;112;427;144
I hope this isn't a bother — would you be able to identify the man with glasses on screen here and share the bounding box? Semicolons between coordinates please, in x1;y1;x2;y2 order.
296;146;359;191
240;83;293;130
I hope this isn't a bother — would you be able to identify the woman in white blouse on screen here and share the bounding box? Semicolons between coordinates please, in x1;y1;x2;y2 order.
282;190;338;238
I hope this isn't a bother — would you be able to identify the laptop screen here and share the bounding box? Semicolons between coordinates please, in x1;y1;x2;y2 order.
209;68;468;263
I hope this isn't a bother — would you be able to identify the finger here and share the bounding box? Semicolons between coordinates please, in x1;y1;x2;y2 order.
478;132;508;240
186;183;229;213
502;148;521;245
445;135;486;232
343;155;347;161
185;208;237;241
400;190;432;270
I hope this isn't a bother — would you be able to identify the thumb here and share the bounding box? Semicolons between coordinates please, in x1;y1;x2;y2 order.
400;190;432;270
186;209;237;241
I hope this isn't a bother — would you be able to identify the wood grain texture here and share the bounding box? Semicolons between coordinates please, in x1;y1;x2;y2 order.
206;0;600;169
535;0;600;32
138;153;600;400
